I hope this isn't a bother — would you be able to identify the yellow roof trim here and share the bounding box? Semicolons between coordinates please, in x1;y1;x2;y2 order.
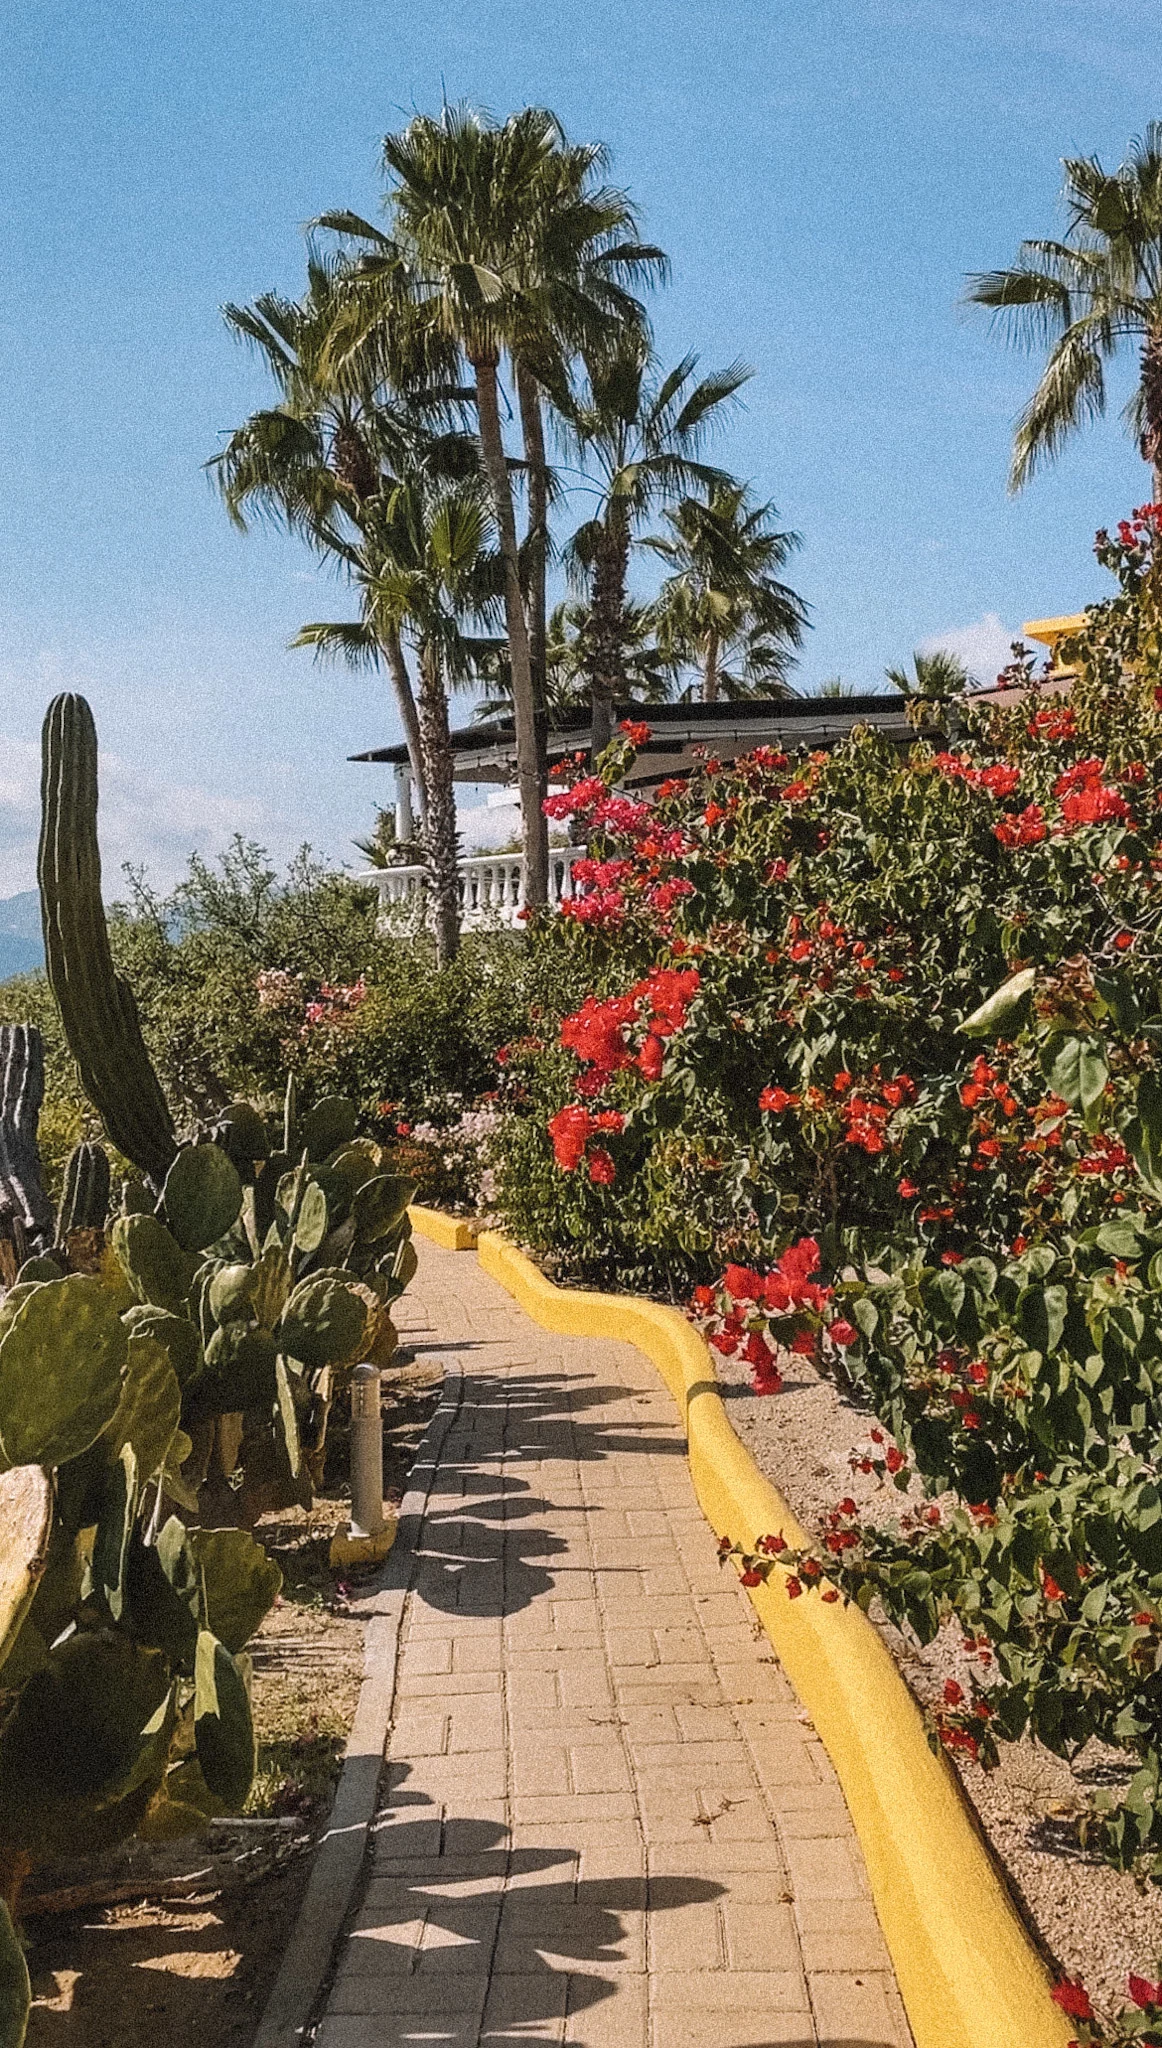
1023;613;1088;649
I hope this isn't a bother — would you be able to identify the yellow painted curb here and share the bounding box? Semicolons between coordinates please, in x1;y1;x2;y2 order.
477;1229;1071;2048
328;1516;398;1570
408;1205;479;1251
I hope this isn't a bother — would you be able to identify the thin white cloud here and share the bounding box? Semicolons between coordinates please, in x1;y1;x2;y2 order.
0;735;275;900
917;613;1025;689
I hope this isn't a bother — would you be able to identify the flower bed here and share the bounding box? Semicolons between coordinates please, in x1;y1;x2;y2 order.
493;508;1162;2041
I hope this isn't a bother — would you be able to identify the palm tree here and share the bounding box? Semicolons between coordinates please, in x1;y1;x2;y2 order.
472;598;676;724
296;475;499;965
561;335;750;749
884;649;971;699
647;483;807;702
967;124;1162;494
210;261;437;824
316;105;663;906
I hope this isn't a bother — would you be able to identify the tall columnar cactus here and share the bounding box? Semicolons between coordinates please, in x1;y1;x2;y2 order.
55;1141;111;1242
0;1026;54;1258
38;695;178;1187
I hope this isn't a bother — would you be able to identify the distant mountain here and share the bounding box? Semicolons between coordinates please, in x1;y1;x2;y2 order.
0;893;43;982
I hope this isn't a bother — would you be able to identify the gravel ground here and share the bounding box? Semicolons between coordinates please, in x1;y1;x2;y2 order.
713;1349;1162;2021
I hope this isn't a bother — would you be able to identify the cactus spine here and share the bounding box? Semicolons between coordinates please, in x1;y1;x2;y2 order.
0;1026;54;1256
38;695;177;1188
56;1142;111;1242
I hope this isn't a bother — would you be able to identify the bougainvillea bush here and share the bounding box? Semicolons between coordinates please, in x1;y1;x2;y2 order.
494;510;1162;2028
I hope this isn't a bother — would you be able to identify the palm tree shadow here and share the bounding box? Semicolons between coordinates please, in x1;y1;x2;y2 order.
407;1367;686;1621
356;1778;902;2048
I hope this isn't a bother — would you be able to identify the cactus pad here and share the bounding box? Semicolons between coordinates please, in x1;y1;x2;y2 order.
0;1275;127;1469
112;1213;196;1312
190;1527;282;1653
163;1144;244;1252
300;1095;356;1161
0;1628;171;1853
194;1629;255;1812
279;1276;368;1370
0;1465;52;1677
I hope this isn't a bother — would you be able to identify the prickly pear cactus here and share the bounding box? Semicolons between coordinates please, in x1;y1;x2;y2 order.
0;1466;52;1677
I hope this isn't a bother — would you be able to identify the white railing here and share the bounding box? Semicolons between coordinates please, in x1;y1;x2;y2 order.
360;846;587;932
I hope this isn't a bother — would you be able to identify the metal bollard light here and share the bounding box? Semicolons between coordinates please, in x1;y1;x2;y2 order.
349;1363;384;1539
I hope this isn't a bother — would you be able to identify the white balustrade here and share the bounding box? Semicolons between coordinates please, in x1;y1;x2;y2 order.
359;845;587;933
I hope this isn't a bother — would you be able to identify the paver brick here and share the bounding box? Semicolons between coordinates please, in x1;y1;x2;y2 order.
312;1238;913;2048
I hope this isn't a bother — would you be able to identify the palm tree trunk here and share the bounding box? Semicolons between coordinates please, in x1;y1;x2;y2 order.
515;362;551;835
471;351;549;907
416;640;460;967
702;631;720;704
381;628;427;833
589;517;629;758
1145;327;1162;502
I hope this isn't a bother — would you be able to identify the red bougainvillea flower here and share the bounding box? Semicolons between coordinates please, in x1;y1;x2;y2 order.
588;1148;616;1186
548;1105;592;1171
993;802;1047;848
885;1446;906;1474
619;719;652;746
740;1567;764;1587
943;1679;965;1706
723;1264;766;1301
827;1319;858;1347
785;1576;803;1599
979;762;1020;798
638;1033;665;1081
759;1085;800;1112
1129;1972;1162;2008
1041;1570;1066;1602
1051;1980;1094;2021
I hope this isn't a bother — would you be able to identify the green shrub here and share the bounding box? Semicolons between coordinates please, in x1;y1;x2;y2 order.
495;506;1162;1949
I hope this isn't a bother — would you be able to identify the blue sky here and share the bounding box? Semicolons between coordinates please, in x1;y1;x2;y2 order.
1;0;1158;892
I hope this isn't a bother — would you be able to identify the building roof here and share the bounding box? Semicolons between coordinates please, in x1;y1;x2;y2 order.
350;692;913;786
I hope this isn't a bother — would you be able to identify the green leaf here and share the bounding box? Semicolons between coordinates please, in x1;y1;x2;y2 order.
1045;1037;1085;1105
1096;1219;1148;1259
1078;1044;1109;1126
194;1630;256;1811
1016;1284;1067;1357
958;967;1035;1038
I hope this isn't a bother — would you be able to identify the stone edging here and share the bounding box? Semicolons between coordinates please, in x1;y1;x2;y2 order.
252;1363;465;2048
475;1227;1072;2048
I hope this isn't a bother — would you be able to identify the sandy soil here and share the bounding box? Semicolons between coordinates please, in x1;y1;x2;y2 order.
21;1359;442;2048
713;1350;1162;2020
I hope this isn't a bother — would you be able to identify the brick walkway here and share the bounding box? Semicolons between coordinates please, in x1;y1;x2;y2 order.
315;1238;912;2048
